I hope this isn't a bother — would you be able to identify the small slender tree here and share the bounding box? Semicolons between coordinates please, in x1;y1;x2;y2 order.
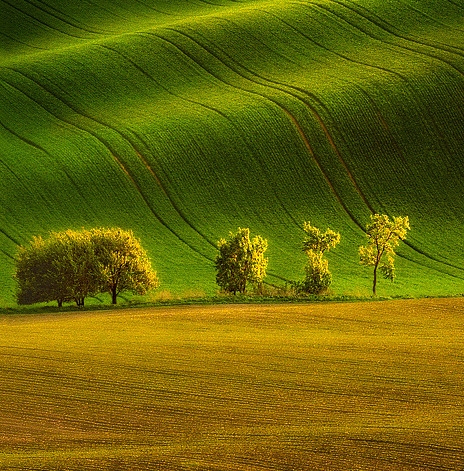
215;227;268;295
300;221;340;294
359;214;410;295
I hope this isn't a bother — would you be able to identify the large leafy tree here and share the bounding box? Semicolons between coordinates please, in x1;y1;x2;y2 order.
15;228;158;307
15;235;65;307
215;227;268;295
90;228;159;304
300;221;341;294
15;230;101;307
52;230;102;307
359;214;410;295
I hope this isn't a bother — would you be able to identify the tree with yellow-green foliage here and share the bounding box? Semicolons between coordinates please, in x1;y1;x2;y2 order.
215;227;268;295
299;221;341;295
15;228;158;307
359;214;410;295
89;228;159;304
15;230;100;307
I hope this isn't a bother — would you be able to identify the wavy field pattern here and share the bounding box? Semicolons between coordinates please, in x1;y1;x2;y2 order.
1;0;464;303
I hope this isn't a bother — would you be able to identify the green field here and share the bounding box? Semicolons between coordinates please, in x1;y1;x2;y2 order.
0;298;463;469
1;0;464;305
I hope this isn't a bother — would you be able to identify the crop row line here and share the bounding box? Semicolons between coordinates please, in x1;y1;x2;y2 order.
446;0;464;10
133;32;305;230
214;10;383;212
405;1;464;34
145;27;370;271
37;52;221;260
132;0;177;17
254;9;420;175
139;30;329;235
251;10;418;164
98;42;270;248
262;6;464;253
21;0;113;35
282;0;464;109
0;30;47;52
0;99;93;216
0;66;215;261
172;22;390;219
161;22;464;275
281;109;362;229
401;242;464;278
0;0;285;63
2;73;132;200
332;0;464;57
1;0;101;40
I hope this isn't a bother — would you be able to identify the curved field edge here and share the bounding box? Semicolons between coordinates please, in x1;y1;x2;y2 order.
0;297;463;470
0;0;464;305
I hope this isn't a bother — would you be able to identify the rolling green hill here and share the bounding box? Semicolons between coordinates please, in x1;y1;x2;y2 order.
1;0;464;305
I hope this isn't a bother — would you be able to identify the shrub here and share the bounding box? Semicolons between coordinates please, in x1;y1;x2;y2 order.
299;221;340;295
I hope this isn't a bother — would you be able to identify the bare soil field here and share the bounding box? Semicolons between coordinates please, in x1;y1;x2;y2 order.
0;298;463;470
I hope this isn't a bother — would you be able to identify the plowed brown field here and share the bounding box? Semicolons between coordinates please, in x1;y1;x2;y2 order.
1;298;463;470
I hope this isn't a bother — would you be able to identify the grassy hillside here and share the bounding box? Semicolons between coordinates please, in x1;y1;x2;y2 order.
1;299;463;469
1;0;464;305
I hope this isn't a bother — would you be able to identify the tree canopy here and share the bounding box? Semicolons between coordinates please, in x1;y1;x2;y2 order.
359;214;410;295
89;228;159;304
299;221;341;294
15;228;159;307
215;227;268;295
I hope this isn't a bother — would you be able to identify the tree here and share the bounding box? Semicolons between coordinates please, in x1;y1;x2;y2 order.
90;228;159;304
359;214;410;295
14;228;159;307
299;221;341;294
15;235;65;307
15;230;101;307
215;227;268;295
51;230;102;307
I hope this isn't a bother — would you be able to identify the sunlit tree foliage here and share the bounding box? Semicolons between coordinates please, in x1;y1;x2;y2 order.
359;214;410;295
299;221;341;295
215;228;268;295
15;228;158;307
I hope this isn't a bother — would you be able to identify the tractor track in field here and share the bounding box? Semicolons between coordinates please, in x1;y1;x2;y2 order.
151;24;464;275
0;67;215;261
0;105;92;210
154;27;372;218
6;15;458;275
1;0;464;299
99;42;298;243
0;0;105;39
333;0;464;55
281;109;362;228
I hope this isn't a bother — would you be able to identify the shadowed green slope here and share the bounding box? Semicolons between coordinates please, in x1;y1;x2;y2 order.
1;0;464;304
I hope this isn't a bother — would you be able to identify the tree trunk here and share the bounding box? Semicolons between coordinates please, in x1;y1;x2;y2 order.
373;265;378;296
112;288;118;304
